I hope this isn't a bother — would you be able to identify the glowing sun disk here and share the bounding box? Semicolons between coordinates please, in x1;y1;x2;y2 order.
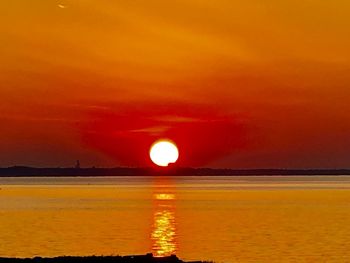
150;140;179;167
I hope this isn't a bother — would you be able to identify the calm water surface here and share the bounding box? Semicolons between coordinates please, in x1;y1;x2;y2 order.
1;176;350;262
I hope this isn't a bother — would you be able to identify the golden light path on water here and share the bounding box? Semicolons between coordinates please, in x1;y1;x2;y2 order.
151;179;177;257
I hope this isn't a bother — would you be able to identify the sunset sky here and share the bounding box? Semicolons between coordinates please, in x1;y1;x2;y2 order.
1;0;350;168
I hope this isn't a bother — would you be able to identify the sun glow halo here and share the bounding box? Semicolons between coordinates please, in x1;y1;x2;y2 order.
150;140;179;167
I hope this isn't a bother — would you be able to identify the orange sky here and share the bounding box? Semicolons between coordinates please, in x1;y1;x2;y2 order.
1;0;350;168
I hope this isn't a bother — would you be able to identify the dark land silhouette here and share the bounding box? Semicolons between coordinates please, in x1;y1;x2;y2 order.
0;254;210;263
0;166;350;176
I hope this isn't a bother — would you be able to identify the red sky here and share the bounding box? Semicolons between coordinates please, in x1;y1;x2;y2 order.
1;1;350;168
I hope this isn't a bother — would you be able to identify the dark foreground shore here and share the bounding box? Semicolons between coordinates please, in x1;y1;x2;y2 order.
0;254;210;263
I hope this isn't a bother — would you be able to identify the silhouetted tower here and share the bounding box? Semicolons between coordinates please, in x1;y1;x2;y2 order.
75;160;81;169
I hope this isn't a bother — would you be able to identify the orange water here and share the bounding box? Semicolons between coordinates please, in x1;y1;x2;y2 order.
1;176;350;262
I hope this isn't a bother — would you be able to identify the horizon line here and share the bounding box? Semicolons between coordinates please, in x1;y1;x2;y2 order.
2;166;350;171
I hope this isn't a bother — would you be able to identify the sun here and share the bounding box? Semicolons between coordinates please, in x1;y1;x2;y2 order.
150;140;179;167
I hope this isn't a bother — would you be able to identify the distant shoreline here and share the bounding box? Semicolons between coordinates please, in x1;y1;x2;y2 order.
0;166;350;176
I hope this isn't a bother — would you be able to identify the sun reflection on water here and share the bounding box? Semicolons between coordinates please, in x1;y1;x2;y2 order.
151;210;176;257
155;193;175;200
151;179;177;257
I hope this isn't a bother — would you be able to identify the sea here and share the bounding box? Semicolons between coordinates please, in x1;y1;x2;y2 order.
1;176;350;262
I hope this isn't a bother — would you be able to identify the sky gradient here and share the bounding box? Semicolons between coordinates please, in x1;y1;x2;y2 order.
1;0;350;168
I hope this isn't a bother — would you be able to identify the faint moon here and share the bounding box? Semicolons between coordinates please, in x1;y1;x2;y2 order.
58;3;67;8
150;140;179;167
